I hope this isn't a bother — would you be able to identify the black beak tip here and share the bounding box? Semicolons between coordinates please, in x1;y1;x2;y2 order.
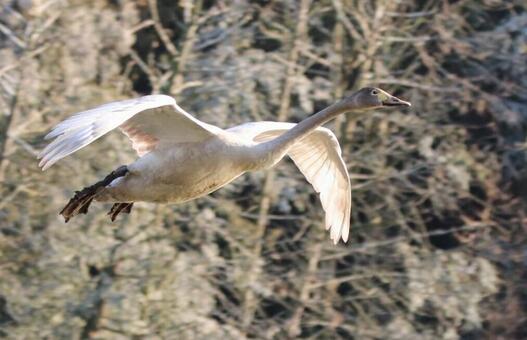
382;99;411;107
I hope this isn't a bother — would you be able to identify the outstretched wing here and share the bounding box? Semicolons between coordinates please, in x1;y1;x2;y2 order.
228;122;351;244
38;95;219;170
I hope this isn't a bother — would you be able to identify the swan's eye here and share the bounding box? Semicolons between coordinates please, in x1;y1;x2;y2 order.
371;89;379;96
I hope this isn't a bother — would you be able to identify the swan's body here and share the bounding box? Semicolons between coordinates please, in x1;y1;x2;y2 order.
38;88;410;244
100;128;255;204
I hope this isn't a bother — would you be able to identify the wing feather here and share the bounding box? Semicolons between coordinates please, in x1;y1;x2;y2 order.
39;95;218;170
228;121;351;244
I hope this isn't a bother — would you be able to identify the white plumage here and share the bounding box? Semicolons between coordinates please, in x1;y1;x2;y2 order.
38;88;410;244
228;122;351;242
39;95;219;170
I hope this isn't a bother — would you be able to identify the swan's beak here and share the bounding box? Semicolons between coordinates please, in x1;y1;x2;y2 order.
382;94;411;107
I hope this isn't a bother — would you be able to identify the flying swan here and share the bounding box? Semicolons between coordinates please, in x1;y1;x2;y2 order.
38;87;410;244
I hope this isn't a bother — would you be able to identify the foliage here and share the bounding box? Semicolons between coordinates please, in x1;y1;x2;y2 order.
0;0;526;338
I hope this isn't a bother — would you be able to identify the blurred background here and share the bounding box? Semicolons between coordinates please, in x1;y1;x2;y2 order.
0;0;526;339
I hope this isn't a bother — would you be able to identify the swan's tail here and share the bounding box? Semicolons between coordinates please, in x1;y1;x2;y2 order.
60;165;129;222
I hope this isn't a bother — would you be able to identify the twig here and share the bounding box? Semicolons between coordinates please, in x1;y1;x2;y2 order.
147;0;178;56
322;223;493;261
0;22;26;49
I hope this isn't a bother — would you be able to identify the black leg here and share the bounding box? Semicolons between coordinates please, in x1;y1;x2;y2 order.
60;165;129;222
108;202;134;222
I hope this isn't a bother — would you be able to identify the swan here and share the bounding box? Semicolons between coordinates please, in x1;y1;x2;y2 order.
38;87;410;244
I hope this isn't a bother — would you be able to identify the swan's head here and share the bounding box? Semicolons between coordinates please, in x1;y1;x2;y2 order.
349;87;411;110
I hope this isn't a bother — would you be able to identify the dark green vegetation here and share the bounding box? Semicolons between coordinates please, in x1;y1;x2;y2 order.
0;0;526;338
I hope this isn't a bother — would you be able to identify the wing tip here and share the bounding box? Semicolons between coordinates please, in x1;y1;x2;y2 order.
329;218;350;245
39;160;50;171
330;232;349;245
44;131;57;140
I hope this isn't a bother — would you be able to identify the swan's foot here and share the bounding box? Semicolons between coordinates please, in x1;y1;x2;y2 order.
60;165;129;222
108;202;134;222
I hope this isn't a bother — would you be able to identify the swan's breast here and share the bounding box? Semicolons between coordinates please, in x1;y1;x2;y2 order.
110;135;255;203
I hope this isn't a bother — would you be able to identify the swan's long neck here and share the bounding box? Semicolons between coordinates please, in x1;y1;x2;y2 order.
273;101;349;147
253;97;362;168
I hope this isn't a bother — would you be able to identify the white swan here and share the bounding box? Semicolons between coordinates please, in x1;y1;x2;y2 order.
38;87;410;244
